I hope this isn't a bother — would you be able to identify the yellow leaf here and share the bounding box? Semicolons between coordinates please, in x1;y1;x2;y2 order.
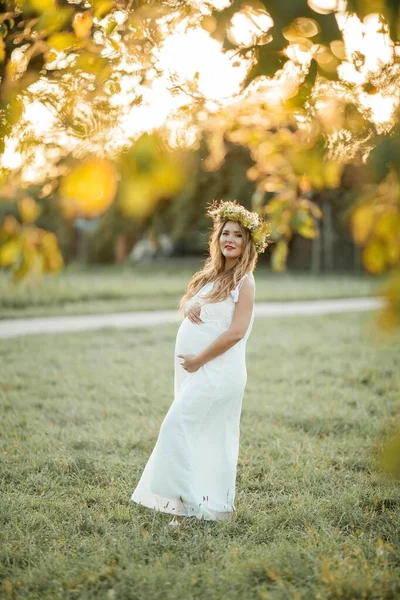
5;96;24;126
30;0;56;12
40;230;59;251
45;49;58;64
378;430;400;478
362;239;386;274
60;158;118;219
13;249;44;283
48;33;80;51
92;0;114;20
35;8;74;34
264;198;286;215
308;170;325;190
73;11;93;40
375;213;400;240
2;215;20;236
297;220;317;238
74;52;107;75
43;238;64;272
95;63;112;85
352;205;375;245
109;39;120;53
153;162;185;196
48;252;64;272
385;238;400;264
298;175;312;194
18;196;41;224
323;161;342;189
299;198;323;220
271;239;288;272
105;20;118;35
0;239;21;267
0;39;5;63
292;207;317;238
118;178;158;220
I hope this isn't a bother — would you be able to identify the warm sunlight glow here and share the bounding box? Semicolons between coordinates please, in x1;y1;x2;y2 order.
24;100;57;134
1;9;253;184
0;138;22;170
122;81;178;138
361;93;397;127
3;0;399;185
335;10;399;130
155;27;251;101
189;0;232;12
286;42;312;65
246;55;309;109
166;119;199;148
338;13;394;78
308;0;338;14
227;6;273;47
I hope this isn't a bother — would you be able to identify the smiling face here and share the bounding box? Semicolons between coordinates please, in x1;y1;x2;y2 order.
219;219;244;261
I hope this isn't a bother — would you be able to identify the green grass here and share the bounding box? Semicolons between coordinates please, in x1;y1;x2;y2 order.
0;260;382;319
1;311;400;599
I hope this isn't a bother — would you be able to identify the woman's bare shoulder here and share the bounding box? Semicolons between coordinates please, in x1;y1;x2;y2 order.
240;273;255;293
245;272;255;284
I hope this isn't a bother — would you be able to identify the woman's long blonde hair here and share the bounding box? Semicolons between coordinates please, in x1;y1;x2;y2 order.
178;219;258;316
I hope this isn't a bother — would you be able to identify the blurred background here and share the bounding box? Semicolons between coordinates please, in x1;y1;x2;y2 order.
0;0;399;326
1;4;400;595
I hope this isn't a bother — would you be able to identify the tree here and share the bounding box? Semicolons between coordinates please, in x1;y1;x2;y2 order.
0;0;399;328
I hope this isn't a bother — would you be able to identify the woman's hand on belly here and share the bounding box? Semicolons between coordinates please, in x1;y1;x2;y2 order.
185;303;204;324
177;353;202;372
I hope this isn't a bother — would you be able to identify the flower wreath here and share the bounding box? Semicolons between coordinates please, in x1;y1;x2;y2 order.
206;199;270;254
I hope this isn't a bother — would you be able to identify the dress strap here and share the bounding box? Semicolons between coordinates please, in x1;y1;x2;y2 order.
230;274;249;303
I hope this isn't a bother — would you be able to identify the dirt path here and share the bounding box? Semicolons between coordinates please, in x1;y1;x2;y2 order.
0;297;384;339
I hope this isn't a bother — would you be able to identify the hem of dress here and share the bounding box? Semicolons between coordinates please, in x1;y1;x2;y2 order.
131;490;234;522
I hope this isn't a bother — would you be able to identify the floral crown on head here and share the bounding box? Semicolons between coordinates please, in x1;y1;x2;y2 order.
206;199;270;254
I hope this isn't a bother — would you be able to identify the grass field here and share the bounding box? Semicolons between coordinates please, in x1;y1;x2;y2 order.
1;310;399;599
0;260;382;319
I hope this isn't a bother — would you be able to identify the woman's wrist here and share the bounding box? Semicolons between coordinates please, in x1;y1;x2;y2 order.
195;354;205;368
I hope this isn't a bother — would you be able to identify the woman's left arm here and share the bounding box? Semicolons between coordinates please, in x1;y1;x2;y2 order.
177;277;255;372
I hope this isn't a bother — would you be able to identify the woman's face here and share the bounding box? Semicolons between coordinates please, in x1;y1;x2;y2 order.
219;220;244;261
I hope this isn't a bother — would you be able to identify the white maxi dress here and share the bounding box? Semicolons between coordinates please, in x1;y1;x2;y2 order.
131;273;255;521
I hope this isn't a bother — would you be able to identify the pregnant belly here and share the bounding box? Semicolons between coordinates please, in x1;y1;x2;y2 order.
175;316;227;356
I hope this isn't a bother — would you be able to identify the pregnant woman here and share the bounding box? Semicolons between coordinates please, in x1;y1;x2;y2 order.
131;199;270;524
